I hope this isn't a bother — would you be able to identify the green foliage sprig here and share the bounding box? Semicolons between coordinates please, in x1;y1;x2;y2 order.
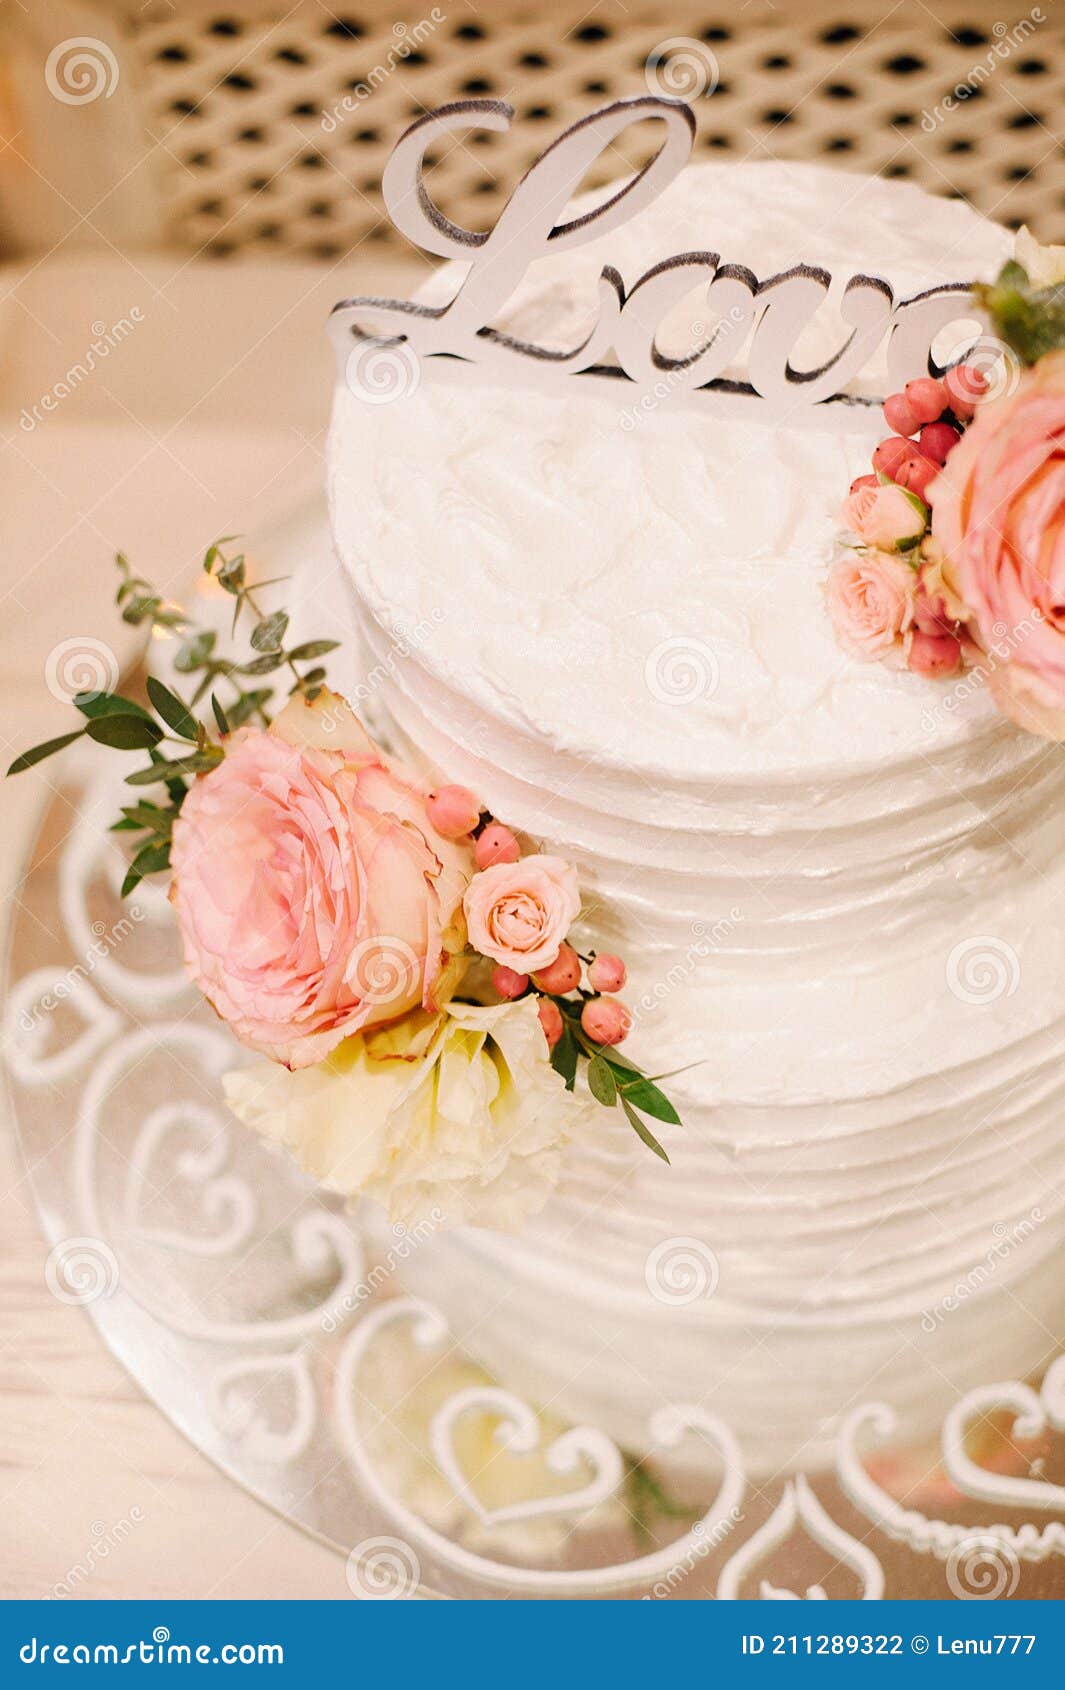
8;541;339;894
547;988;686;1162
973;260;1065;369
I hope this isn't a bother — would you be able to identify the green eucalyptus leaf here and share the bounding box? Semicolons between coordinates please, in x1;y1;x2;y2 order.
7;729;85;775
174;629;216;672
617;1080;681;1126
85;714;164;751
146;676;198;741
288;639;340;662
211;694;230;735
621;1097;670;1164
587;1053;618;1108
251;611;289;653
550;1026;579;1091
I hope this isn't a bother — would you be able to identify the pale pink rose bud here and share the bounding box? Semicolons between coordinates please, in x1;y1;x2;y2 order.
904;376;948;426
588;952;627;993
826;549;916;663
581;996;631;1047
537;996;564;1051
426;784;482;839
918;421;961;465
894;453;938;501
533;942;581;994
908;629;964;677
463;854;580;975
883;391;920;437
475;821;521;869
492;964;529;1000
840;482;926;551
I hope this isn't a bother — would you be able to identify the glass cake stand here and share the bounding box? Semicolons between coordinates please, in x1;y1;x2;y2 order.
6;507;1063;1601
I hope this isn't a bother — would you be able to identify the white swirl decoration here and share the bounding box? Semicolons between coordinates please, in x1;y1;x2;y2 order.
946;1534;1020;1600
347;936;420;1005
346;339;421;405
644;636;720;705
945;935;1020;1005
644;1237;719;1306
346;1536;421;1600
45;1236;119;1305
45;37;120;105
940;330;1022;405
645;37;720;99
45;637;119;704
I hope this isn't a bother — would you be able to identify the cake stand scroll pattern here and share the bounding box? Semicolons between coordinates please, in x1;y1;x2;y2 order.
4;768;1064;1599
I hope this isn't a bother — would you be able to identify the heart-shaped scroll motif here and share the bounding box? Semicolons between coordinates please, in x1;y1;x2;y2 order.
3;967;121;1087
428;1385;624;1529
122;1100;255;1258
208;1352;316;1464
941;1379;1065;1515
717;1475;884;1601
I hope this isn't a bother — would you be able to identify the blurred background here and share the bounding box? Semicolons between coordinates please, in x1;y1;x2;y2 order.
2;0;1063;1598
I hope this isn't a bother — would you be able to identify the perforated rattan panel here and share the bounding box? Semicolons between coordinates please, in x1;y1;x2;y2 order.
126;1;1064;261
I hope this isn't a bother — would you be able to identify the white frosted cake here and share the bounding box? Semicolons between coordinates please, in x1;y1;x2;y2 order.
329;160;1065;1473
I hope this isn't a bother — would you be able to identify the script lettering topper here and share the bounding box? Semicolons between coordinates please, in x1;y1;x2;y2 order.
328;96;982;428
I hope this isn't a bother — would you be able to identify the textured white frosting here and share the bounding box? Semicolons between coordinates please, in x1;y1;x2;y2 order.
329;161;1065;1474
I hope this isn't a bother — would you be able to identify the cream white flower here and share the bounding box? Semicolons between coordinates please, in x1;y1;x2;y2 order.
1015;225;1065;290
223;996;584;1230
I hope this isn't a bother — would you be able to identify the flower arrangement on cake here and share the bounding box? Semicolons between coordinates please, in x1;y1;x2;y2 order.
9;545;684;1229
826;227;1065;739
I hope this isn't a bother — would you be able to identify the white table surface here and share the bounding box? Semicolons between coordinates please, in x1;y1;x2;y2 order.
0;248;420;1598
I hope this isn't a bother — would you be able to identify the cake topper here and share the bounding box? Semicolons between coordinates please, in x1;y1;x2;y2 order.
328;96;981;428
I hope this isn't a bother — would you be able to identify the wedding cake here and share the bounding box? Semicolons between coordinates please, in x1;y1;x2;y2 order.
329;157;1065;1474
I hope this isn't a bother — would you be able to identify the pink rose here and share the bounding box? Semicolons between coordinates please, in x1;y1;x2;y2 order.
826;548;916;664
930;349;1065;734
463;854;580;975
170;689;472;1068
840;481;927;551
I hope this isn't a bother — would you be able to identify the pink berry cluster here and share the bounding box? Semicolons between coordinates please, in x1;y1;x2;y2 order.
425;781;632;1049
856;366;986;503
495;945;631;1050
833;364;989;678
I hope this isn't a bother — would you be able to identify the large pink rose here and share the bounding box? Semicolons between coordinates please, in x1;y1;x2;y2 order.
930;350;1065;735
825;548;916;665
170;690;472;1067
463;855;580;975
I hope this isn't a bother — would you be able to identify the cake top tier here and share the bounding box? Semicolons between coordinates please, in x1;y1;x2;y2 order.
331;159;1016;803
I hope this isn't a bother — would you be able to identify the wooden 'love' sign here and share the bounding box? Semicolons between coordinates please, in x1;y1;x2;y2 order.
328;96;979;427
